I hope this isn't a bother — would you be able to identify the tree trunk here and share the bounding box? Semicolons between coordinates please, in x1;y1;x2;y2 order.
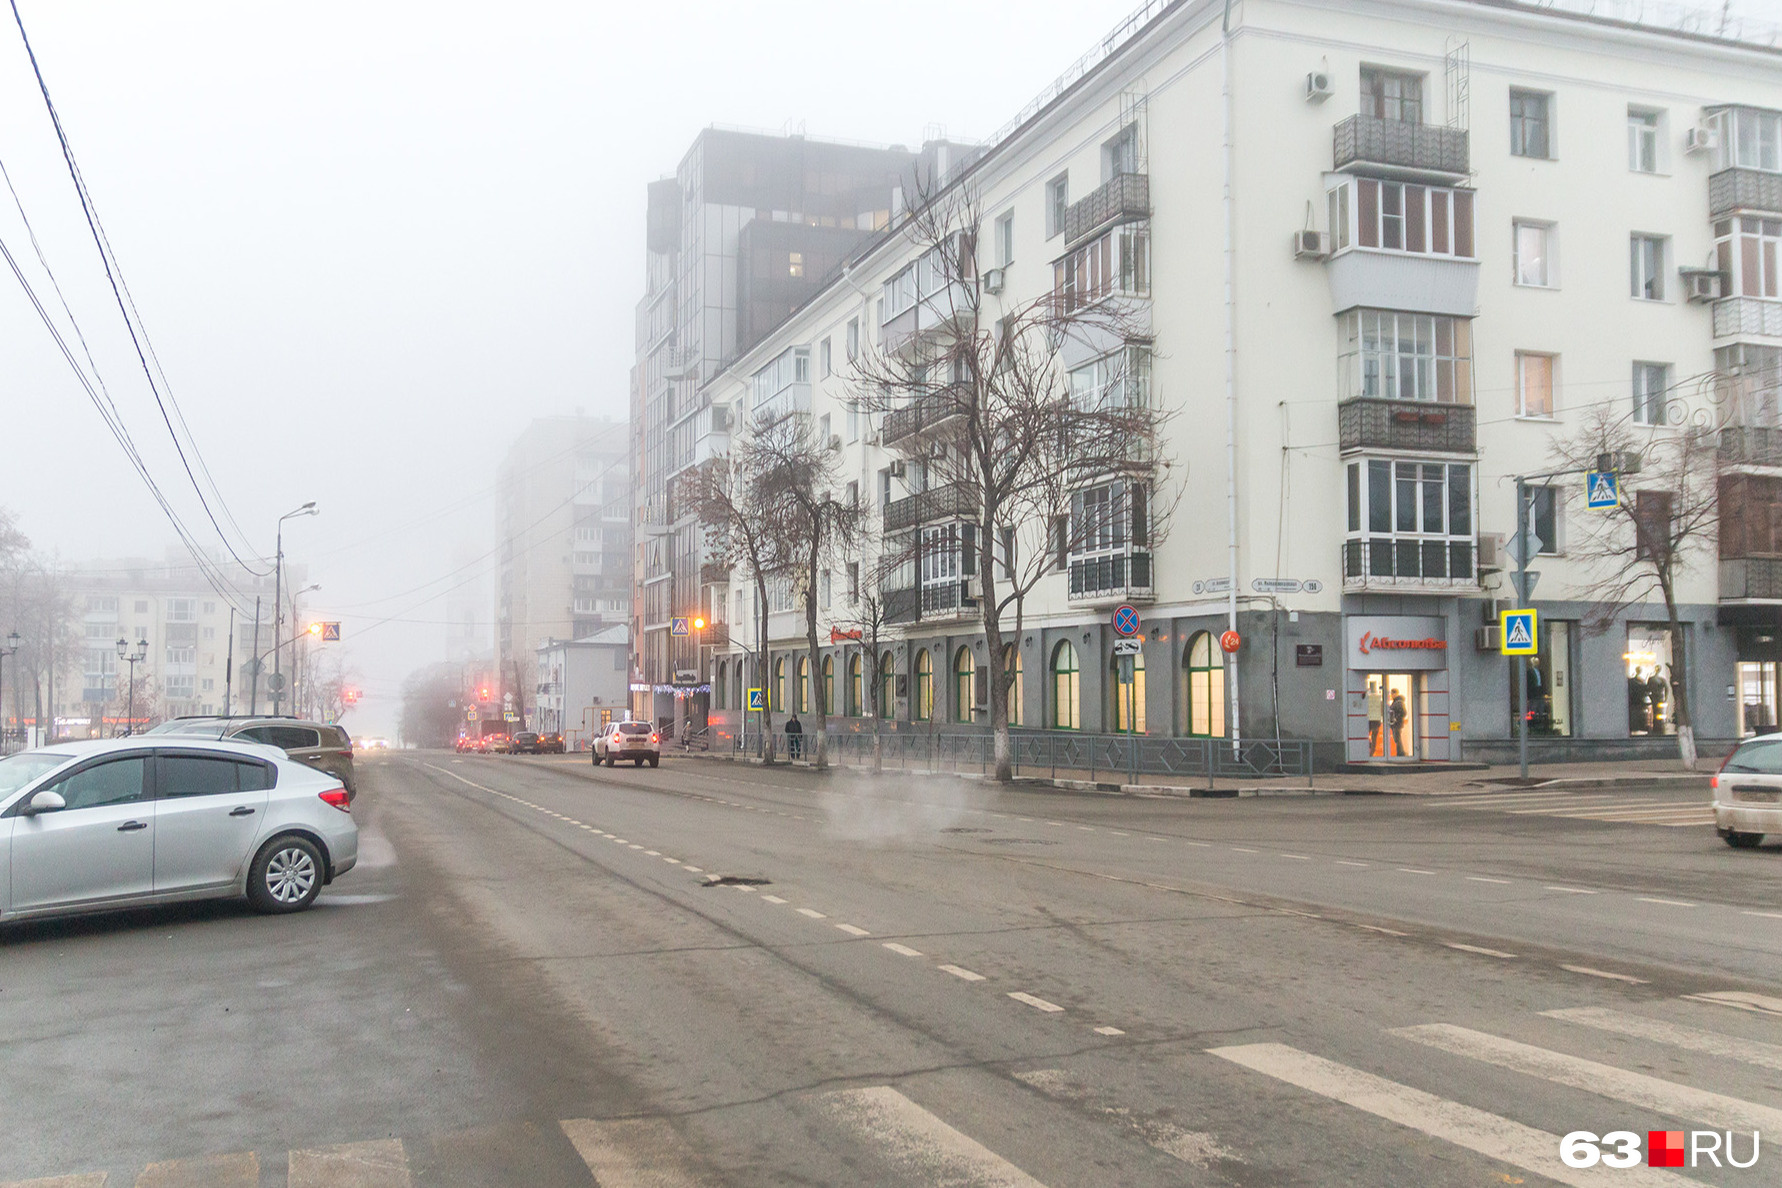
805;559;827;771
1661;580;1697;769
755;574;774;763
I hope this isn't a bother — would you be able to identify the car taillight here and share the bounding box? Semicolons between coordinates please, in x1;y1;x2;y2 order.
650;733;660;744
1713;750;1735;790
319;788;351;813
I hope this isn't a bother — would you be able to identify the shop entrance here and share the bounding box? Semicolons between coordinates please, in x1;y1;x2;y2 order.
1364;672;1420;759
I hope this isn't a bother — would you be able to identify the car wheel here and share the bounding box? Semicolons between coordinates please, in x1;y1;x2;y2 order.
247;835;325;914
605;753;616;767
634;757;643;766
649;755;660;768
1724;831;1764;848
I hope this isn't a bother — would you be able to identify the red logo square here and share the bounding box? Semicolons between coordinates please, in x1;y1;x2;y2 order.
1648;1130;1685;1167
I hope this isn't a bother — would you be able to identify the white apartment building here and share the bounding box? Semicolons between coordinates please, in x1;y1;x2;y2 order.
695;0;1782;766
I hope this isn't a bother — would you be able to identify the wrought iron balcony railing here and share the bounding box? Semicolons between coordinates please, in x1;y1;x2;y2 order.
1333;115;1469;176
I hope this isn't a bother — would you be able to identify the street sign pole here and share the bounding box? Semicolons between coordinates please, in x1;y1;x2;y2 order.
1514;479;1532;781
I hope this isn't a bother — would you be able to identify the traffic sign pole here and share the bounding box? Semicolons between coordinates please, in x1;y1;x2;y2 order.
1516;479;1530;780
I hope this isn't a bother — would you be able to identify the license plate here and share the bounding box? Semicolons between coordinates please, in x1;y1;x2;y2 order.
1734;787;1781;803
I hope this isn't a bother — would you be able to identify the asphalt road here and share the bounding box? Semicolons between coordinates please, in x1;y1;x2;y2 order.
3;751;1779;1187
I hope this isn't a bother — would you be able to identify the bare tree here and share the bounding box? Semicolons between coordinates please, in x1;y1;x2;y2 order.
850;184;1172;781
829;572;897;771
1550;404;1721;767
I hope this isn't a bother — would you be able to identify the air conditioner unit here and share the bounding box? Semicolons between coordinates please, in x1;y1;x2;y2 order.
963;575;984;601
1474;624;1501;652
1681;268;1724;303
1293;230;1330;260
887;460;906;477
1477;532;1506;570
828;434;842;451
1305;71;1334;103
1685;124;1719;154
981;267;1006;294
1479;598;1502;624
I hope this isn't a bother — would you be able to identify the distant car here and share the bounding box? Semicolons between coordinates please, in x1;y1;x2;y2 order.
510;731;542;754
454;736;475;753
1713;734;1782;848
594;721;659;767
538;732;565;754
0;736;357;923
148;716;356;803
483;734;512;754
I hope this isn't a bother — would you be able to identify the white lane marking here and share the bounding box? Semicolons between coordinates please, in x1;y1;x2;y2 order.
760;895;788;905
1184;840;1210;847
1044;821;1066;827
818;1086;1049;1188
1444;943;1517;959
1207;1043;1699;1188
663;857;680;863
1110;831;1129;837
796;908;827;919
939;964;986;982
628;844;644;850
1008;992;1065;1013
135;1152;260;1186
288;1139;410;1188
836;924;871;937
1357;924;1409;936
684;866;702;873
1636;897;1696;908
1744;910;1782;920
1543;885;1597;894
1094;1026;1126;1036
1558;965;1648;984
613;839;628;844
1465;876;1511;884
559;1118;708;1188
1077;825;1095;831
1231;847;1258;854
1397;868;1434;875
644;850;661;857
1335;860;1370;868
1684;990;1782;1017
731;884;756;893
1545;1007;1782;1071
1279;854;1311;861
1390;1023;1782;1135
883;943;925;957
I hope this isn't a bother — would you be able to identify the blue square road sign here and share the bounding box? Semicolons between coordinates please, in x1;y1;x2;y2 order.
1501;609;1539;656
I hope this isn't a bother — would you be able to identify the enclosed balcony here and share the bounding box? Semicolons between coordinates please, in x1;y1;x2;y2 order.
1067;550;1153;604
884;483;975;532
881;582;974;625
1720;425;1782;468
1710;168;1782;218
1715;297;1782;340
1339;398;1476;454
1721;558;1782;602
881;389;967;450
1062;172;1149;247
1332;115;1469;178
1342;539;1478;591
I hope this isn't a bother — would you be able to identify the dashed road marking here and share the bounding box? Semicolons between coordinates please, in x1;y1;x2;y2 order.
760;895;788;905
938;964;986;982
796;908;827;919
1465;876;1511;884
836;924;871;937
1636;897;1696;908
1094;1026;1125;1036
1558;965;1647;984
1444;943;1516;959
1335;860;1370;867
1544;886;1596;894
1397;868;1434;875
882;943;924;957
1008;992;1065;1013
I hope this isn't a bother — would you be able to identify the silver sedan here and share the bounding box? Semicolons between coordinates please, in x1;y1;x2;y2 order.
0;736;359;923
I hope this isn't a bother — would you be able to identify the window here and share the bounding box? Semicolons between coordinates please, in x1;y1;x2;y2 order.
1340;310;1473;403
134;600;148;613
1630;235;1666;300
1628;109;1660;173
1051;641;1079;730
1517;353;1555;418
846;317;860;360
1516;620;1577;737
913;649;933;720
1004;645;1023;727
1052;225;1149;313
846;401;859;442
1528;485;1560;555
953;647;975;723
1111;648;1145;734
1344;460;1476;583
879;651;896;719
1360;67;1423;123
795;656;810;714
45;756;146;810
1711;107;1782;172
1633;362;1670;426
995;211;1014;266
773;657;786;712
1337;179;1474;258
1046;173;1069;238
818;412;831;446
1513;221;1554;286
1510;89;1551;158
716;661;727;709
159;754;272;798
1716;216;1782;299
821;656;834;716
1634;490;1673;561
846;655;862;717
819;569;831;610
1068;346;1152;410
788;251;804;278
1102;124;1138;179
1184;633;1226;737
846;562;859;603
1626;624;1678;736
820;337;831;377
750;346;810;421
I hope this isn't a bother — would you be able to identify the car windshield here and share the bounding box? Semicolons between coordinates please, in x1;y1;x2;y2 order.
0;752;75;798
1724;738;1782;774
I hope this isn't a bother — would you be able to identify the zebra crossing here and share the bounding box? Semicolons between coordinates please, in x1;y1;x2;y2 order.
1432;787;1716;827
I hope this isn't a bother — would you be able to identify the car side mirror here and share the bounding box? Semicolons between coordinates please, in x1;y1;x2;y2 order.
23;789;66;816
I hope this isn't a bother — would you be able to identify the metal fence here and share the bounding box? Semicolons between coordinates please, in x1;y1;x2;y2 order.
734;728;1312;781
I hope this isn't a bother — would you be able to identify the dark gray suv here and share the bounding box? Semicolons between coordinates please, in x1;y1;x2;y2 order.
147;717;357;801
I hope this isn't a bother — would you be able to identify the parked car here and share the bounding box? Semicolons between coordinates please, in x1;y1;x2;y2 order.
0;736;358;923
594;721;659;767
538;732;565;754
1712;734;1782;848
149;716;356;803
510;731;542;754
483;734;512;754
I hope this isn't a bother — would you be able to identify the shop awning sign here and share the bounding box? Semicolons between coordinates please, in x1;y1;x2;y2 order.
1586;470;1620;509
1501;609;1539;656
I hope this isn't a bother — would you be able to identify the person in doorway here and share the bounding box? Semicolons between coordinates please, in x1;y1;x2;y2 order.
1367;680;1384;756
1647;668;1671;733
1388;690;1408;758
1628;667;1651;735
784;714;804;760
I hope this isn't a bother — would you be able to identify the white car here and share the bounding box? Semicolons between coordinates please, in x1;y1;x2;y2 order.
0;736;359;923
594;721;660;767
1713;733;1782;848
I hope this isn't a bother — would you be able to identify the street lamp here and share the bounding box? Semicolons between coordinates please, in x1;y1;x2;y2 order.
1;631;18;753
116;636;147;738
274;501;319;716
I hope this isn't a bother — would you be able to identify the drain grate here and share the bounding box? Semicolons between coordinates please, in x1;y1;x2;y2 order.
701;875;772;887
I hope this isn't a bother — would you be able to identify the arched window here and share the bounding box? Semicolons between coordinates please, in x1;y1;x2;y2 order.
1112;647;1146;733
795;656;810;714
1184;632;1226;737
1002;644;1024;727
1052;641;1080;730
846;654;863;717
953;647;976;723
879;650;897;719
913;648;933;720
716;661;728;709
822;655;835;716
773;657;786;713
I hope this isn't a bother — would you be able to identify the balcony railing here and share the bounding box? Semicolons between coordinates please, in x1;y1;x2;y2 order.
1342;539;1477;589
1720;425;1782;467
1332;115;1469;176
700;560;731;586
1067;551;1153;602
1710;168;1782;218
1062;172;1150;246
1721;557;1782;601
881;582;974;625
882;389;967;449
1714;297;1782;339
1338;397;1476;454
884;483;976;532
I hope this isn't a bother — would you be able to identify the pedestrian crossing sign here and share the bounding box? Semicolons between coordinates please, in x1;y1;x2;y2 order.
1585;470;1620;509
1500;609;1538;655
747;687;764;712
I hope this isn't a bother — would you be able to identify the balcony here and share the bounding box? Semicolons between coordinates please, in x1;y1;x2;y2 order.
882;582;974;625
881;389;967;450
1339;397;1476;454
1721;557;1782;602
1720;425;1782;468
1327;251;1478;318
1714;297;1782;340
1062;172;1150;247
701;620;731;646
1710;168;1782;218
1067;551;1154;604
1342;539;1478;590
700;559;731;586
884;483;975;532
1332;115;1469;177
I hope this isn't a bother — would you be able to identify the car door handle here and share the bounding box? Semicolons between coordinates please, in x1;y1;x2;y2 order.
117;820;148;832
229;806;257;817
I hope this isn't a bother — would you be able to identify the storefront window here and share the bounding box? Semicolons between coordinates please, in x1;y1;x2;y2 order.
1183;632;1226;737
1738;661;1778;737
1052;641;1080;730
913;649;933;721
1512;620;1575;736
1626;625;1678;736
953;647;975;724
1004;645;1023;727
1112;648;1146;734
879;651;896;719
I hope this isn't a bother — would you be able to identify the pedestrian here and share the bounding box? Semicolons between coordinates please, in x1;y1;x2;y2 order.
1388;690;1408;758
785;714;803;760
1366;680;1383;756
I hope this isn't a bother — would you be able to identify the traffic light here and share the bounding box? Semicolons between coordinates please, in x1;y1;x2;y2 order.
343;687;361;705
479;686;491;701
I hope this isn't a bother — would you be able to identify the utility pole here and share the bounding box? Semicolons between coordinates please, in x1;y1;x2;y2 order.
248;596;262;716
223;607;235;715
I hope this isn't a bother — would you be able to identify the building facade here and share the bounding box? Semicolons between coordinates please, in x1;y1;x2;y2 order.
692;0;1782;766
534;625;630;746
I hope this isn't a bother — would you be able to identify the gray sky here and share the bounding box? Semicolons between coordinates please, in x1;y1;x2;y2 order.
3;0;1780;736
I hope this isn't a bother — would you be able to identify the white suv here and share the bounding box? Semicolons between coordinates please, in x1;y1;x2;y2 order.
1712;734;1782;848
594;721;660;768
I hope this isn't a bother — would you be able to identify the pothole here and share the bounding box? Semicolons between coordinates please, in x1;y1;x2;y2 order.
941;827;989;834
701;875;772;887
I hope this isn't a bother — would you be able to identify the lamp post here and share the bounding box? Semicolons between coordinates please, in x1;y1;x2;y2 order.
116;636;147;737
274;502;319;716
288;583;320;717
1;630;18;753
